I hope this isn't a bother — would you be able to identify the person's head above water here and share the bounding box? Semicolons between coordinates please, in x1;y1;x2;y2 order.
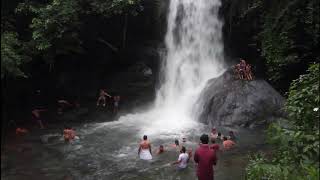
143;135;147;140
229;131;234;135
175;139;179;146
200;134;209;144
181;146;186;153
182;137;186;142
211;128;216;133
223;136;228;141
217;132;221;137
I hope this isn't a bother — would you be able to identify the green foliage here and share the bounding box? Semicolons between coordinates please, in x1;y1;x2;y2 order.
259;0;319;84
1;32;29;79
246;64;320;179
285;63;320;128
16;0;82;51
15;0;141;52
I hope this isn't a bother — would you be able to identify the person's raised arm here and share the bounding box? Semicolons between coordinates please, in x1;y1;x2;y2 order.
104;92;112;98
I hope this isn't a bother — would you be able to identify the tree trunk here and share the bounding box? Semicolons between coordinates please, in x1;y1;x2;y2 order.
122;13;128;49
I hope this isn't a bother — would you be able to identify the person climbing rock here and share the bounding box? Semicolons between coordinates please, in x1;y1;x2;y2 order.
172;146;189;170
96;89;112;108
194;134;217;180
138;135;152;160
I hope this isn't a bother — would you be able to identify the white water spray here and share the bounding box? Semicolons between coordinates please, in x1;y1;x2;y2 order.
98;0;225;137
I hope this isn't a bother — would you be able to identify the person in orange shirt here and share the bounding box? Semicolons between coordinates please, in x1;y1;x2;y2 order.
16;127;29;135
222;136;235;150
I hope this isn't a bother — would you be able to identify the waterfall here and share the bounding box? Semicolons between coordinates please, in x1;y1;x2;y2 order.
109;0;225;137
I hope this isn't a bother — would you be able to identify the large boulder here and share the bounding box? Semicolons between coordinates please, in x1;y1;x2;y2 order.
195;68;285;128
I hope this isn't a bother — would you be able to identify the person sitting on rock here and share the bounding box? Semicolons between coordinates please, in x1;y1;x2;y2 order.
96;89;112;108
245;64;253;80
63;126;76;142
239;59;247;80
222;136;236;150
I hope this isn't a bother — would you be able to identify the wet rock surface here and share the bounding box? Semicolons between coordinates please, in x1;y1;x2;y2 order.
196;68;285;128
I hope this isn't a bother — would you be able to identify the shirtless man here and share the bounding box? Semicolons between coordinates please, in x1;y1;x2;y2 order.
239;59;247;80
63;127;76;142
138;135;152;160
96;89;112;107
32;109;47;129
245;64;253;80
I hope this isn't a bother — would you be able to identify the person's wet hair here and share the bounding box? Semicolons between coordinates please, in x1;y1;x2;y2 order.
175;139;179;146
223;136;228;141
200;134;209;144
229;131;234;135
143;135;147;140
181;146;186;153
218;132;221;136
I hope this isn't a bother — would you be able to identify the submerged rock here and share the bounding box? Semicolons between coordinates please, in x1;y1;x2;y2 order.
195;68;285;128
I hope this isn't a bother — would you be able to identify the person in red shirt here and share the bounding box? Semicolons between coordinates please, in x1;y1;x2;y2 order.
194;134;217;180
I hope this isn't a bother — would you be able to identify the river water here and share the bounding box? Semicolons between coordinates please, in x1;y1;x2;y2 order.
2;122;267;180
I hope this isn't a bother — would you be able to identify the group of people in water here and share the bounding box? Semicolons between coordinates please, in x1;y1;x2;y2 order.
14;88;121;140
233;58;253;80
138;128;236;180
96;89;121;113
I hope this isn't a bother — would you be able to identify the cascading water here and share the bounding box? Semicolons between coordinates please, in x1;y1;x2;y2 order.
96;0;225;137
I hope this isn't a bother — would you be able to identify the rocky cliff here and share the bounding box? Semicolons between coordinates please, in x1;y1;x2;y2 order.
195;68;285;128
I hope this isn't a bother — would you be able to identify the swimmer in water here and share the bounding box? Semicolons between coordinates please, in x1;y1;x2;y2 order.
138;135;152;160
156;145;165;155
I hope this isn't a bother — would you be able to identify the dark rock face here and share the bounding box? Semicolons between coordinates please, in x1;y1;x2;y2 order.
195;68;285;128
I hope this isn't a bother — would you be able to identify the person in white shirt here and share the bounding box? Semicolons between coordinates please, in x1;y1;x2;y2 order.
172;146;189;170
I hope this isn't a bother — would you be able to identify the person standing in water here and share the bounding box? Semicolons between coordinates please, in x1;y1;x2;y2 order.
96;89;112;108
138;135;152;160
172;146;189;170
194;134;217;180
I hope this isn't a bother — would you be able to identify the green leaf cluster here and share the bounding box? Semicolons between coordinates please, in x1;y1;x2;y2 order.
246;64;320;180
259;0;319;84
1;32;29;79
